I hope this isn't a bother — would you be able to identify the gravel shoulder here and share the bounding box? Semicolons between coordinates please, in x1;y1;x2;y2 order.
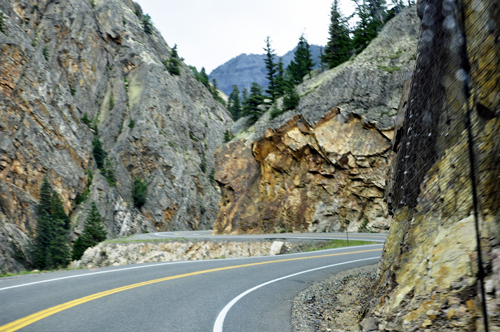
292;264;378;332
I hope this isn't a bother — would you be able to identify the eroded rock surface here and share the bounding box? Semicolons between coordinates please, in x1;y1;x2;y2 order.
0;0;232;273
361;0;500;330
214;109;393;234
73;240;288;268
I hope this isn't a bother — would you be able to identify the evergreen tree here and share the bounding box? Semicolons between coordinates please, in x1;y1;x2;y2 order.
92;136;106;170
242;88;248;102
352;0;386;53
33;177;53;269
286;35;315;85
263;36;278;102
228;85;242;120
52;191;70;230
323;0;352;69
242;83;265;123
72;202;107;261
165;44;181;76
275;58;287;98
142;14;153;35
132;178;148;208
32;177;71;269
283;84;300;111
199;67;210;88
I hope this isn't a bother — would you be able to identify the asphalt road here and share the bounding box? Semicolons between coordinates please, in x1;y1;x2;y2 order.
0;241;384;332
129;230;387;243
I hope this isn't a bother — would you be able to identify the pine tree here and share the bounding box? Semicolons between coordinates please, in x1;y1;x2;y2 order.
286;35;315;85
33;177;71;269
132;178;148;208
275;58;287;98
263;36;278;102
166;44;181;76
228;85;242;120
242;83;265;123
323;0;352;69
142;14;153;35
33;177;53;269
283;84;300;111
72;202;107;261
92;136;106;170
352;0;386;53
199;67;210;88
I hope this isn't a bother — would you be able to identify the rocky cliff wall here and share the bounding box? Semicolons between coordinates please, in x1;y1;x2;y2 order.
214;109;393;234
0;0;233;273
214;7;420;235
360;0;500;330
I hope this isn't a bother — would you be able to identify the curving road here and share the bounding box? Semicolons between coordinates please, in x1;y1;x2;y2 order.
0;234;385;332
129;230;387;243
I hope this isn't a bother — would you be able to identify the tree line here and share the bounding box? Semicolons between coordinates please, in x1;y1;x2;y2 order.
223;0;413;125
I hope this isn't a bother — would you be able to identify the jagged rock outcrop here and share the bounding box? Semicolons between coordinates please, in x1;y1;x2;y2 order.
214;109;393;234
215;7;420;235
0;0;232;273
245;6;420;141
360;0;500;330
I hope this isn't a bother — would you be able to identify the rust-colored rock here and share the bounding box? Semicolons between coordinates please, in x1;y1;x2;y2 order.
214;109;393;234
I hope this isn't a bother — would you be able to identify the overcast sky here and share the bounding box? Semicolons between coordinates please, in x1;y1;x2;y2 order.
134;0;356;74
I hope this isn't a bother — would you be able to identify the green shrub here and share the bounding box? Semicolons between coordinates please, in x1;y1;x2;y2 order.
132;178;148;208
189;131;199;142
81;113;92;126
43;46;49;61
377;65;401;74
109;94;114;110
224;130;232;143
128;119;135;128
142;14;153;35
209;168;215;184
270;106;286;120
0;13;5;34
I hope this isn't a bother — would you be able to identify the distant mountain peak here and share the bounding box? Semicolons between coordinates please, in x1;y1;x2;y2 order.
209;45;323;96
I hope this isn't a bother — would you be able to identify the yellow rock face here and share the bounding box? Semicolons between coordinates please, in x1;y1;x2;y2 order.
213;109;393;234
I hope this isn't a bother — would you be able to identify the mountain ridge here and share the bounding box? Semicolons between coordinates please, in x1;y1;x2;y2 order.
209;45;323;96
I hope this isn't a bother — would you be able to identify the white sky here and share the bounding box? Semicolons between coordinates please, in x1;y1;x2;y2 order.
134;0;356;74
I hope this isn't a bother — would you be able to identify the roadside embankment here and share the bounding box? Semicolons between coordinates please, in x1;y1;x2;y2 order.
71;239;374;269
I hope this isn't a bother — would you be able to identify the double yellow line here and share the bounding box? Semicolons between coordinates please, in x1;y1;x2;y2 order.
0;248;381;332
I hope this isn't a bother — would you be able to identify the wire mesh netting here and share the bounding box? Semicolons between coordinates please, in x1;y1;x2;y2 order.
368;0;499;330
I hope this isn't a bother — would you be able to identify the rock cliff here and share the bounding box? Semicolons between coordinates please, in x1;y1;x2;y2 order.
0;0;233;273
214;7;420;235
214;109;393;234
360;0;500;330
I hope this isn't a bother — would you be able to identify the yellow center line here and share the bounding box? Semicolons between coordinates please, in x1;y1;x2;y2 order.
0;248;381;332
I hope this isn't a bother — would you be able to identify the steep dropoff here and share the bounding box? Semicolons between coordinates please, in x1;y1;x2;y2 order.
214;7;420;235
214;109;393;234
360;0;500;330
0;0;233;273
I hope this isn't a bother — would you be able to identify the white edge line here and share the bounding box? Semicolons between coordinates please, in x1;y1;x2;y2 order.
213;256;380;332
0;244;383;292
